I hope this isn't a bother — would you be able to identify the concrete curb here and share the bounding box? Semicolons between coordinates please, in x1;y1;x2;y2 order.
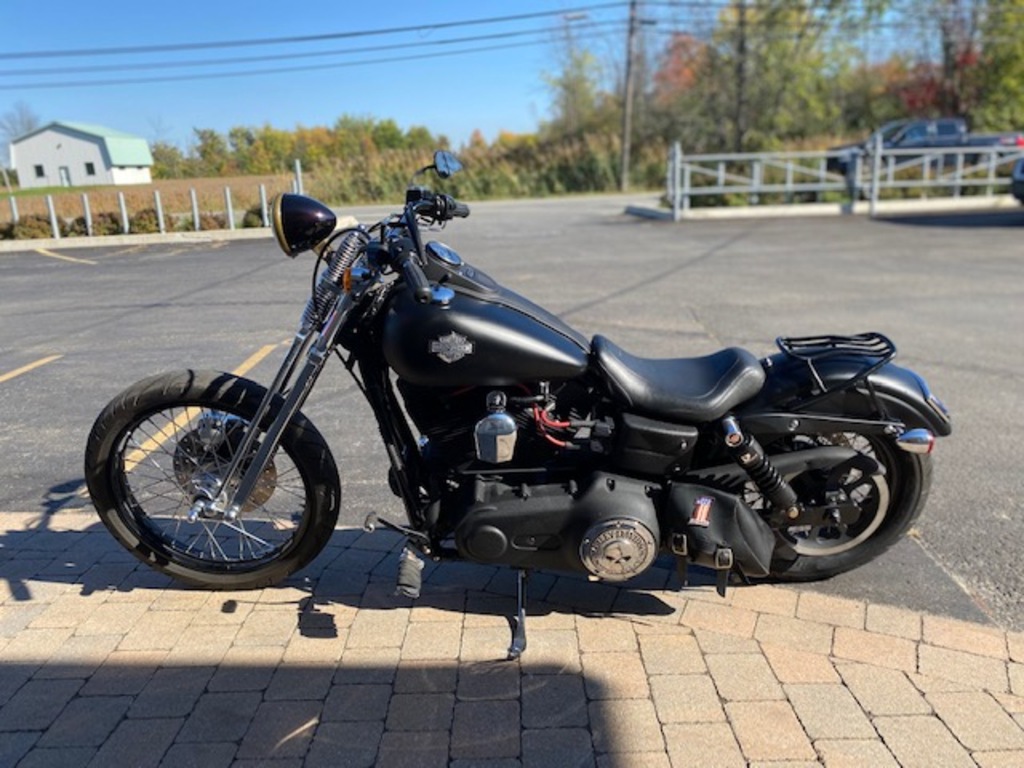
627;193;1021;222
0;216;360;253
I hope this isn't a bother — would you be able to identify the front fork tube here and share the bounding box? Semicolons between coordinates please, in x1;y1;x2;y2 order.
190;297;353;521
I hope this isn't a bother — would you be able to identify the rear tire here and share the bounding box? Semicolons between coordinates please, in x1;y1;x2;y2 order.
756;431;931;582
84;370;340;589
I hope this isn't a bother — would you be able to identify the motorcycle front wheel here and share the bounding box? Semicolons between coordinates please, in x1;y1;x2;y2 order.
752;430;932;582
84;370;340;590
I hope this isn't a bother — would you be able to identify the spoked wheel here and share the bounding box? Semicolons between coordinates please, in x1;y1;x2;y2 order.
749;430;931;581
85;370;340;589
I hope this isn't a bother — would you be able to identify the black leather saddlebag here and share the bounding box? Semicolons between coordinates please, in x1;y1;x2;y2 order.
666;484;776;578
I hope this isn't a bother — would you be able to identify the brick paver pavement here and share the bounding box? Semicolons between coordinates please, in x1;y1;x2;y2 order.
1;509;1022;767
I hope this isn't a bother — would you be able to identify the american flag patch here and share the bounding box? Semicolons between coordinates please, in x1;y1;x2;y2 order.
689;496;714;527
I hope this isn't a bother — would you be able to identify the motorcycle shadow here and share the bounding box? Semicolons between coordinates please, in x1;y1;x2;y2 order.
0;508;729;643
301;528;729;640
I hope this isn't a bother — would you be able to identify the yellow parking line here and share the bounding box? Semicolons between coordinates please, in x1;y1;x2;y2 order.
34;248;97;266
0;354;63;384
123;342;282;470
232;343;280;377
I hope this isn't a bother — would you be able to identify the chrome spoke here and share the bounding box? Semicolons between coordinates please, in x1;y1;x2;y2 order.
116;406;308;566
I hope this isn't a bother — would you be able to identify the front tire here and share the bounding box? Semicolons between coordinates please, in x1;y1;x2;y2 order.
755;431;932;582
84;370;340;589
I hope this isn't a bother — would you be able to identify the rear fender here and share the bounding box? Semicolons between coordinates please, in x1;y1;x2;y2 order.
737;353;951;439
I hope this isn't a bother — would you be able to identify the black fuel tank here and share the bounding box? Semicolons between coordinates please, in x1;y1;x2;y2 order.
382;286;589;387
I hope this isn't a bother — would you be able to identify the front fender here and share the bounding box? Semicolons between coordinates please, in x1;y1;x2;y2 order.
737;352;952;438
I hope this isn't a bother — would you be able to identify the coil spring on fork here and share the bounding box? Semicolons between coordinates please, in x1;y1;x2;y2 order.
301;228;370;328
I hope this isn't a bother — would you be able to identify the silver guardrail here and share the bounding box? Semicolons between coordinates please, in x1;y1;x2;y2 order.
666;138;1024;220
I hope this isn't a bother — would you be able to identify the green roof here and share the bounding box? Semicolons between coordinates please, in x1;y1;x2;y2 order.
15;121;154;167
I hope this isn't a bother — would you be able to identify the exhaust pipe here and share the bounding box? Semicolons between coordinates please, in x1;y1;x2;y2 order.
896;428;935;454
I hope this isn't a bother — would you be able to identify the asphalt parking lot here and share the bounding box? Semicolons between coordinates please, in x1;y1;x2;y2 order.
1;197;1022;632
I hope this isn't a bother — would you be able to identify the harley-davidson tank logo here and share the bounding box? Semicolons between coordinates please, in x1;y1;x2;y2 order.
429;332;475;364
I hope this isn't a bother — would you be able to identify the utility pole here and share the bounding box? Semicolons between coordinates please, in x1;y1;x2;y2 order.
619;0;639;192
734;0;748;153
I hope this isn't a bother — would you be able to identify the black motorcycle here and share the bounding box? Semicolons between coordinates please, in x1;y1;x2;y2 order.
85;151;951;657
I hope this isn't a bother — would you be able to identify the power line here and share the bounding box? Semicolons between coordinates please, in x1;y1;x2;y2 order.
0;3;628;61
0;39;578;91
0;20;625;79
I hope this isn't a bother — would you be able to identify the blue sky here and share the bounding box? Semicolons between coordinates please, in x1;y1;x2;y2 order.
1;1;635;151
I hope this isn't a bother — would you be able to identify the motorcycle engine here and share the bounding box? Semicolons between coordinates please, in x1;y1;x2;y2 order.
397;380;602;469
450;472;661;581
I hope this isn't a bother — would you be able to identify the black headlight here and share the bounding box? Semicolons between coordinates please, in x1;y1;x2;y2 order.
271;193;337;257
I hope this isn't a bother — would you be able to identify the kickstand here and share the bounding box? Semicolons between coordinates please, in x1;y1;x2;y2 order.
507;569;528;660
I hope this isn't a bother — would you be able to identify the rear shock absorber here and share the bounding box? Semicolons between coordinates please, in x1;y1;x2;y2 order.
721;416;801;523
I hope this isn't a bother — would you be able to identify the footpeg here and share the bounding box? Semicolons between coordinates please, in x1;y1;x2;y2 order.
395;546;424;599
363;513;431;548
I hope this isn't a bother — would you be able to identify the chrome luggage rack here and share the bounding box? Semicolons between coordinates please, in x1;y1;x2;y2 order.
775;332;897;400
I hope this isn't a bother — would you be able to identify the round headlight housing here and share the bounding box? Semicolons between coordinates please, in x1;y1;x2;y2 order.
271;193;337;257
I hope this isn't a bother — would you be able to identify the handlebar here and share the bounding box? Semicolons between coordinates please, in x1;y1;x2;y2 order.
381;189;471;304
389;238;433;304
409;189;471;222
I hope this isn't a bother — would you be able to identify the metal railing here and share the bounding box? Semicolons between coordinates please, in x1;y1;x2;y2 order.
666;138;1024;220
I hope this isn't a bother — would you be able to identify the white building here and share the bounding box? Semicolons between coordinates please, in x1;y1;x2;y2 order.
10;121;153;189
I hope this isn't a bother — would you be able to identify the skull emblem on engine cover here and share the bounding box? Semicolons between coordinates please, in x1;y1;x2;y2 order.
579;519;658;581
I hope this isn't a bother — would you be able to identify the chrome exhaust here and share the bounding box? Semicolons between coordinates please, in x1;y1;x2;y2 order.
896;428;935;454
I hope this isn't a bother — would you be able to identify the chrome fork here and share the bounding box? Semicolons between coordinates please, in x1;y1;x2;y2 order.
188;292;356;522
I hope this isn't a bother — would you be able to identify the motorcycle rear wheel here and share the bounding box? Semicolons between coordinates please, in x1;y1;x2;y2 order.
84;370;340;590
756;430;932;582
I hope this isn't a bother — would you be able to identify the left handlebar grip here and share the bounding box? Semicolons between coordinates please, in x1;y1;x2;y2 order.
404;259;432;304
390;238;432;303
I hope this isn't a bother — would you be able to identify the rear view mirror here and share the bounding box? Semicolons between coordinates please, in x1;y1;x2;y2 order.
433;151;463;179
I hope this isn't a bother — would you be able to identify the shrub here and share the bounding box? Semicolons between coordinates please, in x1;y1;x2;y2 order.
64;212;122;236
64;217;88;237
199;212;227;231
242;205;266;228
91;212;123;236
10;214;57;239
131;208;161;233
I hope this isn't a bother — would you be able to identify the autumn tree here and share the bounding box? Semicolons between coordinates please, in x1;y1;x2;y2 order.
1;101;41;169
972;0;1024;129
150;141;187;179
541;18;620;140
192;128;233;176
648;1;892;151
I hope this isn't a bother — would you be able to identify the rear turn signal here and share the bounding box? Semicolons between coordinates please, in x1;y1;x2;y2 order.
896;429;935;454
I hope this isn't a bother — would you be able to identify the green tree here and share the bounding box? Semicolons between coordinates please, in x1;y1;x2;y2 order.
371;119;406;150
540;31;619;139
192;128;233;176
972;0;1024;129
650;1;883;151
150;141;187;179
252;125;295;173
405;125;437;151
228;127;257;173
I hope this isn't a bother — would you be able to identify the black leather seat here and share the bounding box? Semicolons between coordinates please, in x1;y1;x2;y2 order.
592;335;766;423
